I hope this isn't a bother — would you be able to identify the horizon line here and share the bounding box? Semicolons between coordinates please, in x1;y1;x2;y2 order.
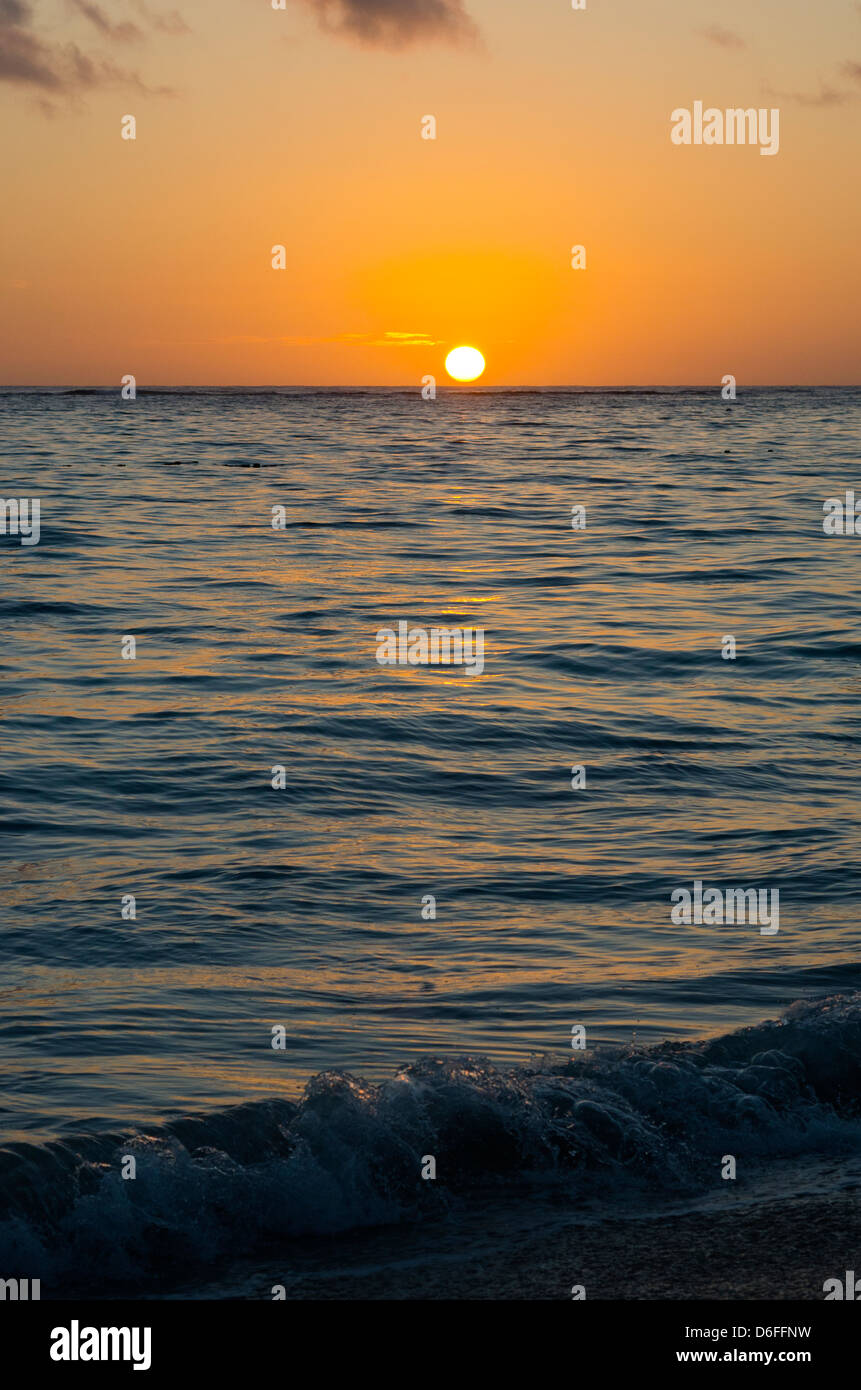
2;383;860;392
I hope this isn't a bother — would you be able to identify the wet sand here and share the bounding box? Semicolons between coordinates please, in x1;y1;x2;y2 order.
276;1192;860;1300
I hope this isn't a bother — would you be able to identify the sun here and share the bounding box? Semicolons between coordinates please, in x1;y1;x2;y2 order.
445;346;486;382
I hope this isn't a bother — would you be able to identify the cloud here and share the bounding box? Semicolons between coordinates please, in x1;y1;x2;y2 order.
219;330;442;347
371;330;441;345
0;0;30;21
140;3;191;36
0;0;174;93
764;59;861;108
699;25;745;50
0;10;63;87
294;0;479;49
70;0;142;42
766;82;851;107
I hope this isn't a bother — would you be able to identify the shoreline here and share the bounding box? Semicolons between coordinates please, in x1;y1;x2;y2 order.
259;1190;861;1301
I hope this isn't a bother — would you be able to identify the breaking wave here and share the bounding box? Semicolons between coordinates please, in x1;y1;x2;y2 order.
2;992;860;1296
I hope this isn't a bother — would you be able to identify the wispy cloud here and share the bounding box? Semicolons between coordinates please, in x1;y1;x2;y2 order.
140;3;191;36
370;330;441;346
0;0;175;95
767;81;851;107
0;6;59;87
219;330;442;347
70;0;142;43
294;0;479;49
699;25;745;51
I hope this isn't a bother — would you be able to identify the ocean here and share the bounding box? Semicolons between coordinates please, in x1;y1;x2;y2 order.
2;386;860;1297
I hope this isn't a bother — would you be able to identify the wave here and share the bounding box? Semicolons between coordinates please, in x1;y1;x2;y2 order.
1;992;860;1295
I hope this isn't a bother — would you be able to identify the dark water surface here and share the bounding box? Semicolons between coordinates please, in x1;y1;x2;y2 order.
2;387;860;1150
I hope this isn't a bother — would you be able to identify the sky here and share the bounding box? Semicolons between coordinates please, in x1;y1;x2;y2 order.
0;0;859;385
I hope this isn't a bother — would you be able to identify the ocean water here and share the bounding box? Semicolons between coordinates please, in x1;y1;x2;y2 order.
1;386;860;1293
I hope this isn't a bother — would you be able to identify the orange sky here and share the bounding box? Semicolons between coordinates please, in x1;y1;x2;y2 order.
1;0;859;384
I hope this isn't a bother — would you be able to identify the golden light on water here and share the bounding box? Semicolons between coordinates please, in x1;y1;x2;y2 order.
445;346;486;382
